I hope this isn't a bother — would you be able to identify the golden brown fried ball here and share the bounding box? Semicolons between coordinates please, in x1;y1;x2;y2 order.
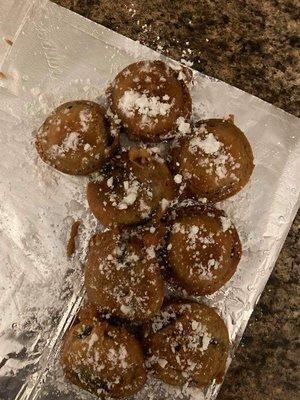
163;204;241;295
172;118;254;201
87;147;177;227
107;60;192;142
36;100;118;175
84;229;165;323
143;301;229;388
60;319;146;398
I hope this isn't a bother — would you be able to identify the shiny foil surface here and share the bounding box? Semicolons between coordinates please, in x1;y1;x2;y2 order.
0;1;299;399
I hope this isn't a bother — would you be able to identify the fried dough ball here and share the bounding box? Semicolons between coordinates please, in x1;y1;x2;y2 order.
172;118;254;201
87;148;177;227
163;204;241;295
143;301;229;388
84;229;165;323
36;101;119;175
107;60;192;142
60;319;146;398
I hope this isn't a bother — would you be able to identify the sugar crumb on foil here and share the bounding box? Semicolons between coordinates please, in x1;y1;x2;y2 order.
180;59;193;67
220;216;232;232
176;116;191;135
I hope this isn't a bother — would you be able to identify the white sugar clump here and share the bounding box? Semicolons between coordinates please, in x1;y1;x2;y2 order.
146;245;156;260
189;133;221;154
120;304;133;315
189;320;211;351
188;131;239;181
79;108;92;132
87;332;98;351
220;216;232;232
177;71;186;81
187;225;199;245
174;174;183;184
118;180;140;209
215;154;228;179
50;131;81;157
176;117;191;135
157;358;168;368
119;345;128;369
172;222;185;234
118;89;173;125
107;177;114;188
84;143;91;152
160;198;170;211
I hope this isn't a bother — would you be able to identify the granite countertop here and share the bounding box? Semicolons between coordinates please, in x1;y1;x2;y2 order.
53;1;299;399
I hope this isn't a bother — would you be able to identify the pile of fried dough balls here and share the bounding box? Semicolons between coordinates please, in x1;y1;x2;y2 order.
36;60;254;399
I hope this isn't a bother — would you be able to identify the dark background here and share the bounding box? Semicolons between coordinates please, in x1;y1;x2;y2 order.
52;1;300;399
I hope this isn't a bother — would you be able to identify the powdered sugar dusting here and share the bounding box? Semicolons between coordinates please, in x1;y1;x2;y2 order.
50;131;81;157
79;108;92;132
119;89;174;126
118;179;140;209
188;130;240;181
189;133;221;155
220;216;232;232
177;117;191;135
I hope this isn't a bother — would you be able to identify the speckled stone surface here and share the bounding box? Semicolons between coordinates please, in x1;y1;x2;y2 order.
52;1;300;399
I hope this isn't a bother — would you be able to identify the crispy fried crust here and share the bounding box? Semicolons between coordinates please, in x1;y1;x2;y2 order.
171;119;254;201
87;148;177;227
143;301;230;388
162;204;242;295
84;229;165;322
60;319;146;398
107;60;192;142
36;101;119;175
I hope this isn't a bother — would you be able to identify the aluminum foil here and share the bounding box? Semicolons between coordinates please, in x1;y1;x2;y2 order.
0;1;299;399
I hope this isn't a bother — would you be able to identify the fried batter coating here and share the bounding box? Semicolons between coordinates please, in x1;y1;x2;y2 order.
107;60;192;142
36;101;118;175
172;118;254;201
163;204;241;295
85;229;165;322
60;319;146;398
143;301;229;388
87;148;177;227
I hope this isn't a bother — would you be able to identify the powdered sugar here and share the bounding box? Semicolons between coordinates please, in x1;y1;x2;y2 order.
188;131;240;181
177;117;191;135
189;320;211;351
87;332;98;351
118;179;140;209
79;108;92;132
174;174;183;184
107;177;114;188
119;89;173;126
157;358;168;368
50;131;81;157
220;216;232;232
160;198;170;212
189;133;221;155
146;245;156;260
120;304;133;315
